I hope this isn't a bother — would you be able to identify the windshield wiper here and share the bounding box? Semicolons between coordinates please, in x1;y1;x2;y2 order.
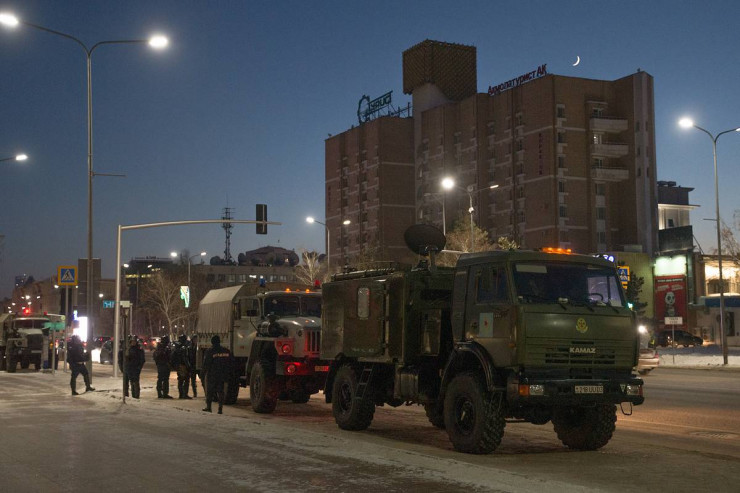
564;298;595;312
518;293;560;305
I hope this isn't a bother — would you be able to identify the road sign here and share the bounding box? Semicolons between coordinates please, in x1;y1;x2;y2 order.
103;300;115;309
665;316;683;325
618;266;630;290
57;265;78;286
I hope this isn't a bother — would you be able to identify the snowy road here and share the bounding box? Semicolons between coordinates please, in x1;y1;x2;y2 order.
1;364;738;492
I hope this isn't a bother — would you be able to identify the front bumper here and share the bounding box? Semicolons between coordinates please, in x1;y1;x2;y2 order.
275;359;330;377
507;373;645;406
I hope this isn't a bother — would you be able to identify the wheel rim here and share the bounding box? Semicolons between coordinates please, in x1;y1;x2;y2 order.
454;396;476;435
338;381;353;413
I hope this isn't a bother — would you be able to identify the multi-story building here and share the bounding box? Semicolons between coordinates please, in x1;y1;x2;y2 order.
326;39;659;262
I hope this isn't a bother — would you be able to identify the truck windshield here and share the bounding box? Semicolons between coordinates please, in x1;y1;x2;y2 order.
513;261;625;307
14;319;49;329
264;295;322;317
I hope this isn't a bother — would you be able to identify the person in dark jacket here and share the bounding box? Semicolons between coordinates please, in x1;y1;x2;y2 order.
189;335;201;398
125;337;146;398
67;335;94;395
117;340;129;397
171;334;192;399
202;335;234;414
153;335;173;399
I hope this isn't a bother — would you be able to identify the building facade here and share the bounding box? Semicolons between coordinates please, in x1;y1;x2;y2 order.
326;39;659;262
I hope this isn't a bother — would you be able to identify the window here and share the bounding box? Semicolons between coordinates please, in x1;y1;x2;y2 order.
557;106;565;118
558;155;565;168
228;274;235;283
592;108;603;117
596;207;606;220
668;218;675;228
593;158;604;168
595;183;606;195
475;266;509;303
559;205;568;218
558;132;566;144
597;231;606;244
558;181;565;193
453;132;461;144
593;134;603;144
218;274;226;282
637;146;641;156
635;121;640;132
518;210;525;223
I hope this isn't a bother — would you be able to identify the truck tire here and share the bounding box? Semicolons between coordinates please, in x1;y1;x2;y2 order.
7;354;17;373
225;369;240;405
250;359;278;413
424;403;446;429
443;373;506;454
331;364;375;431
552;405;616;450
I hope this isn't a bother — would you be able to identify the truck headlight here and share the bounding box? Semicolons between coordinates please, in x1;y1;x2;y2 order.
625;384;642;396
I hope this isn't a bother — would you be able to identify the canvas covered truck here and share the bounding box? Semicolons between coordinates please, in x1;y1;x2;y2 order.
320;227;644;454
0;313;47;372
196;282;327;413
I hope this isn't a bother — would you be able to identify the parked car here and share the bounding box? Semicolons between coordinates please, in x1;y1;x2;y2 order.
637;347;659;375
656;329;704;347
99;340;114;364
92;336;111;349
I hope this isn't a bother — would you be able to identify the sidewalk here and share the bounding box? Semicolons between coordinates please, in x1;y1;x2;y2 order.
656;344;740;369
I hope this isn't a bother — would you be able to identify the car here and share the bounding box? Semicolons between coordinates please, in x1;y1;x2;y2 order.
92;336;111;349
99;340;114;364
637;347;659;375
655;329;704;348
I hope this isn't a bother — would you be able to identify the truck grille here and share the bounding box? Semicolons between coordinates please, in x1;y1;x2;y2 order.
528;340;632;368
304;330;321;354
26;334;44;348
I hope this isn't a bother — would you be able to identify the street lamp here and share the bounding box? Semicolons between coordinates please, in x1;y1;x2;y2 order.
679;117;740;365
0;153;28;163
307;217;350;274
172;250;207;310
1;13;168;378
441;177;499;251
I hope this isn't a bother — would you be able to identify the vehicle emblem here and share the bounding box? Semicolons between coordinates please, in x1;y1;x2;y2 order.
576;318;588;333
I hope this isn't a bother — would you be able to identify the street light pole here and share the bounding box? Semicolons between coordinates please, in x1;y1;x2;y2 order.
441;177;499;251
307;217;331;274
679;118;740;365
1;14;168;379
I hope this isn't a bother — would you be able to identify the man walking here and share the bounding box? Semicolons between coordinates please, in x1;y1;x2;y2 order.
189;335;201;398
171;334;192;399
202;335;234;414
67;335;94;396
153;335;173;399
124;337;146;399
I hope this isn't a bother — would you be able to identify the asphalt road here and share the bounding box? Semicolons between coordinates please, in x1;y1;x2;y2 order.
1;363;739;492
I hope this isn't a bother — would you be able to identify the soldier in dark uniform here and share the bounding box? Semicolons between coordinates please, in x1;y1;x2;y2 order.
202;335;234;414
153;335;173;399
67;335;94;395
118;340;128;397
171;334;192;399
189;335;200;398
125;337;146;399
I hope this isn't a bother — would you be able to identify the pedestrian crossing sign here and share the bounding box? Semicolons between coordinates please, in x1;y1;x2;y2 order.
58;265;78;286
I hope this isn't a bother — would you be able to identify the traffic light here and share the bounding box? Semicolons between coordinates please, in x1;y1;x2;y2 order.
256;203;267;234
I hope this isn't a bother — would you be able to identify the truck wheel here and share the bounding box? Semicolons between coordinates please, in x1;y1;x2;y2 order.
250;359;278;413
552;405;616;450
443;373;506;454
424;403;446;429
331;364;375;431
21;357;30;370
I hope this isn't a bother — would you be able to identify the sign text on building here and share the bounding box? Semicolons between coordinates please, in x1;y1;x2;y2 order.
488;64;548;96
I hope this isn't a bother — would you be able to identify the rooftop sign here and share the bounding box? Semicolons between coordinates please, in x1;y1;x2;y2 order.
488;64;548;96
356;91;411;125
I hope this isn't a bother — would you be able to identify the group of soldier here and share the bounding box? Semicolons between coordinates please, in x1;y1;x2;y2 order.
67;333;234;414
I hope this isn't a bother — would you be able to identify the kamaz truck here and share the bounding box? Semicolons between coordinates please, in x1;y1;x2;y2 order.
196;282;327;413
0;313;47;372
320;226;644;454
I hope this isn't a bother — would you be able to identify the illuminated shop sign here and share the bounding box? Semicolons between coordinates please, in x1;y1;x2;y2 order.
357;91;393;124
488;64;548;96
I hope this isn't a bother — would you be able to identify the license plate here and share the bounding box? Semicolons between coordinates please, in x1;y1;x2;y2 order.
314;365;329;372
575;385;603;394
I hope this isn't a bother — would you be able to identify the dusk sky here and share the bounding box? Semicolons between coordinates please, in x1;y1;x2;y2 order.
2;0;740;299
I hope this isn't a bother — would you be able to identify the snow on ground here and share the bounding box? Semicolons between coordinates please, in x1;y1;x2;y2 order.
656;344;740;368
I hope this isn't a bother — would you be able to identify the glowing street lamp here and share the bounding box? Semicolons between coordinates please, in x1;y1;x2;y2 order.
441;177;499;251
0;153;28;163
307;217;350;274
678;117;740;365
1;11;168;380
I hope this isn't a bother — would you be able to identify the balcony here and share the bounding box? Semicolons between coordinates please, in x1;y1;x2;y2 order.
591;142;629;157
590;117;628;133
591;166;629;182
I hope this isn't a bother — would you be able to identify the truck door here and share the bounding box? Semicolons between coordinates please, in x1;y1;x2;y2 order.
464;264;512;347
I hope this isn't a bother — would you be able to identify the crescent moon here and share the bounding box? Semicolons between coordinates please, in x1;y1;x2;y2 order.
573;56;581;67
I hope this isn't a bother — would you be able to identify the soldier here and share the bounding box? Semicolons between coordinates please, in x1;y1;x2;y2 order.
124;336;146;399
117;339;128;397
189;335;201;398
202;335;234;414
171;334;192;399
67;335;94;395
153;335;173;399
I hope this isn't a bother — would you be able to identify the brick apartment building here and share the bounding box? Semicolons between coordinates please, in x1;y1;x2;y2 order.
325;40;658;265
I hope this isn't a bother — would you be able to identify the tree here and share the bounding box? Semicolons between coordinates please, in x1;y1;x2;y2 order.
625;275;648;317
350;242;385;271
295;250;324;285
138;269;189;337
436;217;517;267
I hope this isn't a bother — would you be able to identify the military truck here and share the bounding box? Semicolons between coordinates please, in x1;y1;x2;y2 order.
0;313;48;372
320;226;644;454
196;282;327;413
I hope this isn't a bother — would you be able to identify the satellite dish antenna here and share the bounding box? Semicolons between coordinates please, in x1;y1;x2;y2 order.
404;224;446;256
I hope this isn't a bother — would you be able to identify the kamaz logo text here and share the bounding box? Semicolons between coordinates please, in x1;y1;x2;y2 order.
569;347;596;354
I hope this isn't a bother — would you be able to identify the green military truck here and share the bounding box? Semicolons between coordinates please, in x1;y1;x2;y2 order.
0;313;47;372
320;228;644;454
196;282;327;413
